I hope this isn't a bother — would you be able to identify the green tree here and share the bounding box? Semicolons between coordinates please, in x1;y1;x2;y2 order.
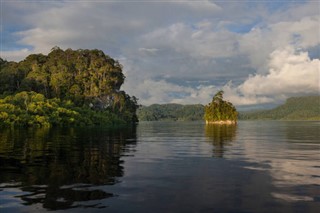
0;47;139;126
204;90;238;124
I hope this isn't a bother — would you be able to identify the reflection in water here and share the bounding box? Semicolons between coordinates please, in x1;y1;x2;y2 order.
0;127;137;210
236;121;320;203
205;124;237;158
0;121;319;212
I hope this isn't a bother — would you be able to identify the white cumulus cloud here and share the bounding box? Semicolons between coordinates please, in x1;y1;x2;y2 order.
224;47;320;106
240;47;320;96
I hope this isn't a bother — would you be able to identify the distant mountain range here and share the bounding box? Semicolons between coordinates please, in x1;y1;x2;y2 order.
137;96;320;121
239;96;320;121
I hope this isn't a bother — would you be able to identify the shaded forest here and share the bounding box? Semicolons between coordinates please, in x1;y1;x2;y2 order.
0;47;138;127
137;103;204;121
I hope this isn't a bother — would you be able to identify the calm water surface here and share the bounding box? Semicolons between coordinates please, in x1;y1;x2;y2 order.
0;121;319;212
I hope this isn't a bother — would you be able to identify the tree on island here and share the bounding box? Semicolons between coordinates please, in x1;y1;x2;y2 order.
204;90;238;124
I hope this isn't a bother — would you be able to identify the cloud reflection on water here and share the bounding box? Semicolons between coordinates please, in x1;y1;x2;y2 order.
228;121;320;202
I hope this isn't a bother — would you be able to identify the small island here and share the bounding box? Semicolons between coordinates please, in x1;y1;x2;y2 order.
204;90;238;124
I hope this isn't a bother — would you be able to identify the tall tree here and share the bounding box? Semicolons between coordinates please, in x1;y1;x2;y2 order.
204;90;238;124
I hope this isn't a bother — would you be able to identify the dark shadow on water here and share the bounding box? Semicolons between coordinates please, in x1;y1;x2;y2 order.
205;124;237;158
0;126;137;210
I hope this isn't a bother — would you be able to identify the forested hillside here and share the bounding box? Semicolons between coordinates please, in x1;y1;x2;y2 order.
239;96;320;120
138;96;320;121
137;104;204;121
0;47;138;127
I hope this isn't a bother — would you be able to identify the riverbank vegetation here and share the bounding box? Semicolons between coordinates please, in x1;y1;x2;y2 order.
0;47;138;127
137;104;204;121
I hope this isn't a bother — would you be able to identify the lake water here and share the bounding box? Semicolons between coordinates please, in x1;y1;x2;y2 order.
0;121;319;212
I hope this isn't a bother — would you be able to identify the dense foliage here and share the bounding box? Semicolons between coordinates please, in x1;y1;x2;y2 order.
239;96;320;120
0;47;138;126
0;91;128;127
137;104;204;121
204;91;238;123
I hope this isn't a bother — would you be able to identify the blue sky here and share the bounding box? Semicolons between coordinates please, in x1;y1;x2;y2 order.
1;0;319;107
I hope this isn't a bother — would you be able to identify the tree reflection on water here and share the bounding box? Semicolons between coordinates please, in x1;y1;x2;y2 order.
204;124;237;158
0;126;137;210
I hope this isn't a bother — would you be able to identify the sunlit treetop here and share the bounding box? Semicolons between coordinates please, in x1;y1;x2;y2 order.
204;90;238;124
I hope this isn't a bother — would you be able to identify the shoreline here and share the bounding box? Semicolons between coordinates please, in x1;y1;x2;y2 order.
205;120;237;124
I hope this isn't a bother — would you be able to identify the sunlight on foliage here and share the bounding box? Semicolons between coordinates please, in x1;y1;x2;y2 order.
204;90;238;123
0;47;139;127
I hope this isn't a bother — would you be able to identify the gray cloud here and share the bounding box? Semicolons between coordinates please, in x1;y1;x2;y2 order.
1;0;319;107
